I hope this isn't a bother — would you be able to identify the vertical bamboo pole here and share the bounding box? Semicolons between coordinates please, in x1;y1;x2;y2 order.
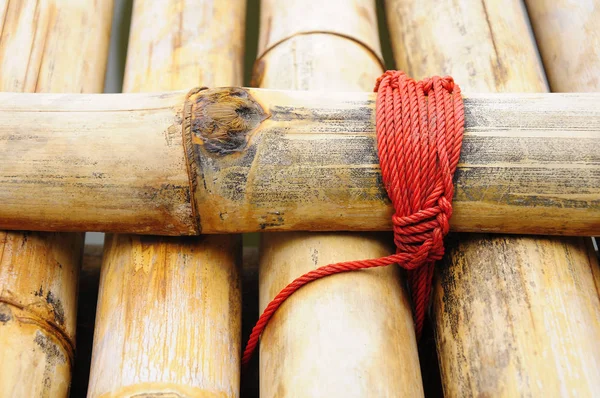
87;1;245;397
254;1;423;396
0;1;112;397
525;0;600;93
385;0;600;395
525;3;600;392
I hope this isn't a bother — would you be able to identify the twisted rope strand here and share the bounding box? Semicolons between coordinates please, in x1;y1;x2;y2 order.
241;71;464;367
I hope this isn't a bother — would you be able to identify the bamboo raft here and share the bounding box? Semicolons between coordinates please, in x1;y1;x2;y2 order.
0;0;599;397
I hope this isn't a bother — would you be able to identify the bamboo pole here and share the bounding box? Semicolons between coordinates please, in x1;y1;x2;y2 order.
0;89;599;236
0;1;112;397
527;1;600;392
252;0;383;89
86;1;245;396
385;0;600;395
525;0;600;92
254;0;422;396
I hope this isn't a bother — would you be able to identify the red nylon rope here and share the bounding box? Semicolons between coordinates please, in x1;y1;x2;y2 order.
242;71;464;367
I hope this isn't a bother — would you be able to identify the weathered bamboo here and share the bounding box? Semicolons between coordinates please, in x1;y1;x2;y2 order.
529;1;600;392
0;1;112;397
525;0;600;92
385;0;600;395
0;1;112;93
253;0;383;89
255;0;422;396
0;232;83;397
0;89;599;236
87;1;245;397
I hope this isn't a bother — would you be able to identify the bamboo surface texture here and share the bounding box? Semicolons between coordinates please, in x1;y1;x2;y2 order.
385;0;600;396
255;0;422;396
253;0;383;89
0;1;112;397
0;89;599;236
525;0;600;92
87;1;245;397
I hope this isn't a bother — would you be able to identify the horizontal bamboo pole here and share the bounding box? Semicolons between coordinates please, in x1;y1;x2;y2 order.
0;88;599;236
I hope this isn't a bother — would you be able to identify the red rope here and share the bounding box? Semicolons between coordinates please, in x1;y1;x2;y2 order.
241;71;464;367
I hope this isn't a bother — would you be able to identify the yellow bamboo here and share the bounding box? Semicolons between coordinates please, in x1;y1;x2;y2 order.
527;1;600;392
87;1;245;396
385;0;600;395
525;0;600;92
0;88;599;236
0;0;112;397
253;0;383;89
254;0;422;396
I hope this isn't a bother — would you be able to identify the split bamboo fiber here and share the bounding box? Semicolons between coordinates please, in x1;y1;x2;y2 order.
385;0;600;395
0;89;599;236
0;0;112;397
254;0;422;396
86;1;245;397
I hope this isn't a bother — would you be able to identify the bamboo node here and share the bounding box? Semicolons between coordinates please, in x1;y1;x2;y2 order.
0;298;75;366
188;87;268;155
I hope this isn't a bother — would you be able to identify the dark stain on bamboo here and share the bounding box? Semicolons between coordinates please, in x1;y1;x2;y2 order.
434;235;590;393
44;291;65;326
0;303;12;323
33;286;65;326
34;331;67;397
189;87;268;155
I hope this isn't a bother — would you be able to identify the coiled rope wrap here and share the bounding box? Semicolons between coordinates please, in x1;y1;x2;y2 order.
242;71;464;366
375;70;464;338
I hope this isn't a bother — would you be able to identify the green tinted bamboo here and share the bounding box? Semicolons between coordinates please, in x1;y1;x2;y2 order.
86;1;245;397
254;0;422;396
385;0;600;395
0;0;112;397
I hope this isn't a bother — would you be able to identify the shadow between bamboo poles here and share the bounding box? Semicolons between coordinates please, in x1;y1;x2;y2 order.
86;1;245;397
254;0;423;396
384;0;600;395
0;1;113;397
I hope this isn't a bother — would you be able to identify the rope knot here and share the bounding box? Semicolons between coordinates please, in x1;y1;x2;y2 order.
374;70;464;337
391;203;449;266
